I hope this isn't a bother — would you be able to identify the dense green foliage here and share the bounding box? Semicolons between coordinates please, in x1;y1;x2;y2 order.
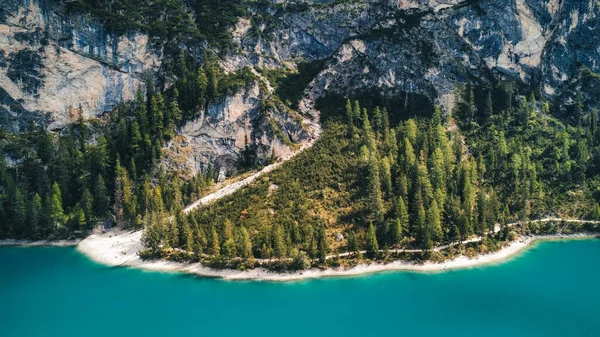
0;87;215;239
139;82;600;270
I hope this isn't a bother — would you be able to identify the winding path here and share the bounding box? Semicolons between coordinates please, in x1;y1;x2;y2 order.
182;80;321;214
325;218;600;260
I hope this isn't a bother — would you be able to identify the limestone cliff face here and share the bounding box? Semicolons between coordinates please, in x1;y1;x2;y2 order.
2;0;599;173
162;81;311;178
0;0;159;131
230;0;600;111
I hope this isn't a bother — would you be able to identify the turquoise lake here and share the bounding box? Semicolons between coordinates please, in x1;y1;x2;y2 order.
1;239;599;337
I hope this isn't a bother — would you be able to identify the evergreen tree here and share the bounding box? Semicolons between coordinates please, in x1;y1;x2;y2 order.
365;222;379;259
197;66;208;109
345;99;354;133
27;193;42;238
428;200;443;243
210;227;220;257
529;92;537;117
347;230;360;257
317;224;328;263
575;91;584;127
135;89;149;137
367;153;385;223
389;218;403;246
207;64;219;101
94;175;108;217
395;196;409;236
236;227;253;259
465;84;475;121
113;159;125;228
150;94;165;137
416;202;431;249
272;224;287;259
13;188;27;236
49;182;66;229
372;106;383;137
353;101;362;126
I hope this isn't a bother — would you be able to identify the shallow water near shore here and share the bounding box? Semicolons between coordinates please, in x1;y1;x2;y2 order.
1;239;599;337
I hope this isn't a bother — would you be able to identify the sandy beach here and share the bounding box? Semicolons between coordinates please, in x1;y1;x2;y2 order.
74;228;597;281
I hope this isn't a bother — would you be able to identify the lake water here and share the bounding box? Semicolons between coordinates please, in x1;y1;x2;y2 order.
1;239;599;337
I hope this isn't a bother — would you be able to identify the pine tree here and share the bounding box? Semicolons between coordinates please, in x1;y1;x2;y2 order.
135;89;149;137
207;64;219;101
222;219;236;258
428;200;443;243
272;224;287;259
382;107;391;144
317;224;328;263
415;158;434;204
128;157;137;182
465;84;475;121
169;98;182;127
27;193;42;238
367;153;385;223
589;108;598;141
389;218;403;246
236;227;253;259
184;223;194;252
502;204;510;227
575;91;584;127
210;227;220;257
372;106;383;137
13;188;27;236
113;159;125;228
365;222;379;259
130;121;142;156
402;137;417;173
70;204;86;230
353;101;362;126
380;156;393;197
347;230;360;257
415;201;430;249
49;182;66;229
345;99;354;134
396;196;409;236
362;109;376;152
92;136;109;179
150;94;165;137
80;188;93;226
529;92;536;117
197;66;208;109
431;147;447;202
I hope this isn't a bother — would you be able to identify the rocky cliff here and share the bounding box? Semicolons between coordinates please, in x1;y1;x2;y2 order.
229;0;599;112
2;0;599;172
0;0;160;132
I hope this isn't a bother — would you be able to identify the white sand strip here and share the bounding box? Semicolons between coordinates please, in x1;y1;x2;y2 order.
76;229;597;282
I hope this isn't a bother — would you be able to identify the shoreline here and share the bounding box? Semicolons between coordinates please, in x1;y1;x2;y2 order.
0;238;81;247
71;229;598;282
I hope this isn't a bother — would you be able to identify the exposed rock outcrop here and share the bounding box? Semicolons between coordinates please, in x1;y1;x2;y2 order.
0;0;159;131
229;0;600;112
2;0;599;173
162;81;311;177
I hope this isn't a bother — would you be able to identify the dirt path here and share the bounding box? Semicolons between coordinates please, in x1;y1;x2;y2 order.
182;87;321;214
328;218;599;259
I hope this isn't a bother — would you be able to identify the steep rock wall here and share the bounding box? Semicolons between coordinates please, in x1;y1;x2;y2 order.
0;0;160;131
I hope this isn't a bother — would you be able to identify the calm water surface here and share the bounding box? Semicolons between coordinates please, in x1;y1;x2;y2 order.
1;240;599;337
